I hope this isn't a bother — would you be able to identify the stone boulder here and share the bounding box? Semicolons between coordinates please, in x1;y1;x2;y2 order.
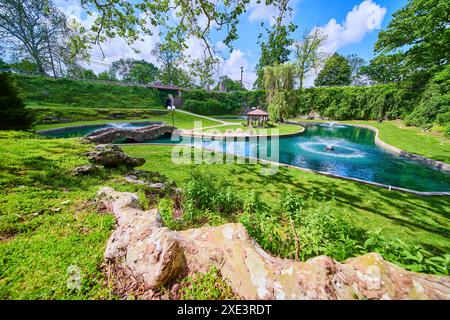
87;145;145;168
72;164;101;176
98;187;450;300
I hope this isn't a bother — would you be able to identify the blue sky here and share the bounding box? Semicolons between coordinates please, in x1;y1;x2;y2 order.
56;0;408;87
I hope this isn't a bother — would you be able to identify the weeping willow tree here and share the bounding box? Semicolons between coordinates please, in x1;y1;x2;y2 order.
264;63;297;122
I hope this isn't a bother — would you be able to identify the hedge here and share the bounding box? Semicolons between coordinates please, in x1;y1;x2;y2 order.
182;89;266;115
294;84;409;120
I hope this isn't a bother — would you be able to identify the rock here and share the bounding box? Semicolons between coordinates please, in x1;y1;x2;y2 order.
98;187;450;300
87;145;145;168
84;124;178;144
72;164;101;175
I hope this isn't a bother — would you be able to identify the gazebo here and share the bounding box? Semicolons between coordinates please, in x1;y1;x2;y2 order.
247;107;269;127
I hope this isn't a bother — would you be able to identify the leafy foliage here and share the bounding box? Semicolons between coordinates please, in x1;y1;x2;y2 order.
296;84;406;120
315;53;352;87
178;266;237;300
0;72;35;130
182;89;266;115
375;0;450;70
405;65;450;129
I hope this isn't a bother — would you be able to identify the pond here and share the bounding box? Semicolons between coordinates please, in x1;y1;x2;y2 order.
39;122;450;192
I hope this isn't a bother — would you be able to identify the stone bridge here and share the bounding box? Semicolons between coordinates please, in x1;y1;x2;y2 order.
84;124;178;143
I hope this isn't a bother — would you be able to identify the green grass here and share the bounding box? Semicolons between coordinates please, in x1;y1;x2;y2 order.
28;104;168;125
0;133;449;299
290;119;450;164
34;111;221;131
196;123;303;135
14;74;164;109
122;145;450;253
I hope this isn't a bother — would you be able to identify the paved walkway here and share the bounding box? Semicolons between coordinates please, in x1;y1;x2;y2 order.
176;109;236;125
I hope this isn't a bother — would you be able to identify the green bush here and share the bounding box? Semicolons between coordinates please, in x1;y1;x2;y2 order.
405;65;450;128
239;190;448;275
178;266;237;300
182;89;267;115
0;73;35;130
183;170;243;216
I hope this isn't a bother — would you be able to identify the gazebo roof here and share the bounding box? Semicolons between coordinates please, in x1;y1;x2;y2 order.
247;108;269;116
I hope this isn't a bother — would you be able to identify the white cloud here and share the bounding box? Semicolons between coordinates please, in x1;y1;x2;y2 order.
248;0;300;26
219;50;256;89
316;0;387;54
301;0;387;87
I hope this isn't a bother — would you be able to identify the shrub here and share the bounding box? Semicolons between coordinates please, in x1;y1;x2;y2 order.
0;73;35;130
405;65;450;128
178;266;237;300
183;170;243;216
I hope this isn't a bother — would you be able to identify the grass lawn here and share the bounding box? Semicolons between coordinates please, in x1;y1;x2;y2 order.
194;123;303;135
1;133;449;299
290;118;450;164
34;111;221;131
14;74;163;109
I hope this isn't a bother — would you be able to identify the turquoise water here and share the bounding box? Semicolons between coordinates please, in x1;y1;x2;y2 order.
146;123;450;192
39;122;450;192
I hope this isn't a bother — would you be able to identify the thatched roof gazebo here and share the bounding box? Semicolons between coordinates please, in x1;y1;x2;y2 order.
247;108;269;127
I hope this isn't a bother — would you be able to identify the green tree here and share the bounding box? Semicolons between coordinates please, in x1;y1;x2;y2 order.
375;0;450;71
97;71;116;81
129;60;159;84
264;63;296;122
109;58;158;84
314;53;352;87
0;0;89;77
0;58;10;72
214;76;244;92
188;56;219;90
253;0;297;89
346;54;367;86
360;54;405;84
293;28;326;89
152;43;183;85
0;72;35;130
66;65;97;80
9;60;41;74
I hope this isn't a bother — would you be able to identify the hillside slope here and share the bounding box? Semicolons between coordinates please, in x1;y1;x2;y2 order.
13;74;165;109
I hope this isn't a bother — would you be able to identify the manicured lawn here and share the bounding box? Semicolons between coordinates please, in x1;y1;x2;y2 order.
123;144;450;253
290;118;450;163
194;123;303;135
34;112;221;131
28;104;169;124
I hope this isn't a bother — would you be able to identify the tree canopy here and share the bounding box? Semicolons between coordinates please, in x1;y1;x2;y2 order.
375;0;450;71
293;28;326;89
314;53;352;87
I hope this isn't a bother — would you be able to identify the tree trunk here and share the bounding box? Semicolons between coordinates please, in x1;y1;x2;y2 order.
45;29;57;78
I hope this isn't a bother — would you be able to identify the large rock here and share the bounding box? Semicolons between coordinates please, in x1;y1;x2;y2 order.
98;187;450;300
87;144;145;168
84;124;177;144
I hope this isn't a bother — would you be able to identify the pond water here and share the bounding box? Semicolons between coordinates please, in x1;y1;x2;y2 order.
39;122;450;192
147;123;450;192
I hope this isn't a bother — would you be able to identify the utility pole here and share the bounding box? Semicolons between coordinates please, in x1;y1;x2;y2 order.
240;66;244;89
